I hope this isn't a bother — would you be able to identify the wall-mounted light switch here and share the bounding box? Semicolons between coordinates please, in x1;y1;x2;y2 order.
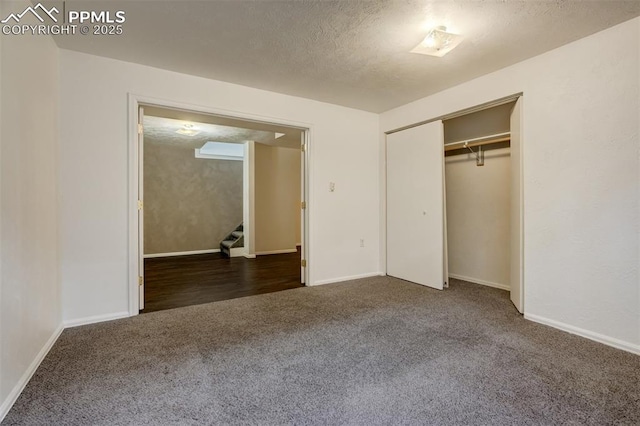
329;182;335;192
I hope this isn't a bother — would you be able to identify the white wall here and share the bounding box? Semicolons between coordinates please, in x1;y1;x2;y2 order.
254;144;301;254
445;148;511;289
59;50;381;322
0;0;62;417
381;18;640;352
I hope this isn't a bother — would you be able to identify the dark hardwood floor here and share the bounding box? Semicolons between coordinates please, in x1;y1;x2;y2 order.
141;249;303;313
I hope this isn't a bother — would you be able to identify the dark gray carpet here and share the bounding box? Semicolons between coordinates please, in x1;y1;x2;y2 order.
3;277;639;425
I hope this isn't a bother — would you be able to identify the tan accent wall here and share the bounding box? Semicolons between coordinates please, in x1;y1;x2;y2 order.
144;139;243;254
254;143;301;253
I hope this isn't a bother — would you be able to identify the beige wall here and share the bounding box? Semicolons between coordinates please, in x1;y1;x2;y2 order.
1;0;61;415
144;139;243;254
60;50;380;320
445;148;511;288
443;102;514;143
254;143;301;253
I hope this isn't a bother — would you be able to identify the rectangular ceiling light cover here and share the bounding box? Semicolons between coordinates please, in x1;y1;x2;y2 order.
411;26;464;57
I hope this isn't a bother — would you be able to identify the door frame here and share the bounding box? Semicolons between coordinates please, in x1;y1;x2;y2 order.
383;93;524;311
127;94;312;316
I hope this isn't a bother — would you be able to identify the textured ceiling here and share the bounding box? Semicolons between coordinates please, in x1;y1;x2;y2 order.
54;1;640;112
143;108;302;150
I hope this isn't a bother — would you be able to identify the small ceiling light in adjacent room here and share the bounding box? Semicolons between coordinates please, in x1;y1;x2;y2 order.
411;26;464;57
176;123;200;137
274;132;285;139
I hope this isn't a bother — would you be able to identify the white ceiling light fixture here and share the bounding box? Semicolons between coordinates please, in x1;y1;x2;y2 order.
411;26;464;57
176;123;201;136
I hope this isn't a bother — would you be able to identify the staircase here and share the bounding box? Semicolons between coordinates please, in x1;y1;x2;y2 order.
220;223;244;257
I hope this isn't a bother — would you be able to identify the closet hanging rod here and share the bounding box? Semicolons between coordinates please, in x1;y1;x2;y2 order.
444;132;511;152
444;136;510;152
444;131;510;147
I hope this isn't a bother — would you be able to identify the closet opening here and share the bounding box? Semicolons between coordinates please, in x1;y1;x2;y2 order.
443;101;515;297
385;95;523;313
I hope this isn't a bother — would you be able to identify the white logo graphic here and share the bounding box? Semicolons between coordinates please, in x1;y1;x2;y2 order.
1;3;59;24
2;2;125;36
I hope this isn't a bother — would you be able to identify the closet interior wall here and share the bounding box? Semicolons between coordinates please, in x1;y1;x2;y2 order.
444;102;515;290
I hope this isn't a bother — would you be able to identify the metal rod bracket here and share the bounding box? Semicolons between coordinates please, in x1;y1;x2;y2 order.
463;142;484;166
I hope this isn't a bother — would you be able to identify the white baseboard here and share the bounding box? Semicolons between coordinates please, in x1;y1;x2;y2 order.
0;323;64;423
255;248;298;256
524;313;640;355
313;272;385;286
244;254;256;259
448;273;510;291
144;249;220;258
63;311;130;328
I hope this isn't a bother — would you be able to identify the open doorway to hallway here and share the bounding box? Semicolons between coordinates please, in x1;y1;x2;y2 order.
136;105;308;313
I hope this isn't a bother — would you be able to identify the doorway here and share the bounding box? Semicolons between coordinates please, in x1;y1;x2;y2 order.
385;96;524;313
129;99;310;314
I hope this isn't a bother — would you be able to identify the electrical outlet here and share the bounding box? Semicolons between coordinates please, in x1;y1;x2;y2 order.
329;182;335;192
360;239;364;247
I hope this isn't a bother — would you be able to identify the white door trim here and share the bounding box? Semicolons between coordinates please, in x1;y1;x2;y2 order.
243;141;255;258
137;106;145;310
127;93;313;316
510;96;525;313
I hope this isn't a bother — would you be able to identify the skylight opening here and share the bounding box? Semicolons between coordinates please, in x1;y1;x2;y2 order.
195;141;244;161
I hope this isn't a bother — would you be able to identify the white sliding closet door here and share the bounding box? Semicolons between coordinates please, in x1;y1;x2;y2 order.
386;121;445;290
510;98;524;313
